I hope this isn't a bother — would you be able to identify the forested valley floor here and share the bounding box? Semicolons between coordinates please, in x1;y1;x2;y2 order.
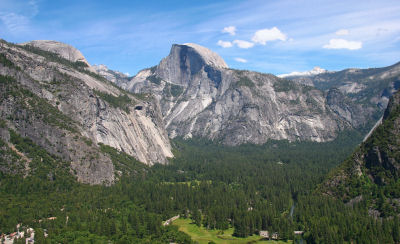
1;130;399;243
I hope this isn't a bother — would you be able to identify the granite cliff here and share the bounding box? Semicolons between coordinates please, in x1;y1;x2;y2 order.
284;62;400;111
123;43;374;145
321;90;400;217
0;39;172;185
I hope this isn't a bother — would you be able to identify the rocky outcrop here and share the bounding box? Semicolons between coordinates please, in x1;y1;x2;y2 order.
0;39;173;184
125;43;373;145
92;64;131;87
21;40;91;66
321;90;400;216
286;62;400;111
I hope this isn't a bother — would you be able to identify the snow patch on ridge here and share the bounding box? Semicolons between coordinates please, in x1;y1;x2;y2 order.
278;66;328;78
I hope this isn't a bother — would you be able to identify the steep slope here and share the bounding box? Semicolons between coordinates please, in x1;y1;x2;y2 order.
124;43;373;145
321;90;400;217
92;64;131;87
0;39;172;184
21;40;91;66
286;62;400;111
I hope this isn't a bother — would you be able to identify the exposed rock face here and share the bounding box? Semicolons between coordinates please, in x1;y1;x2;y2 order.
0;40;173;184
321;90;400;216
286;62;400;111
21;40;91;66
125;43;373;145
92;64;131;87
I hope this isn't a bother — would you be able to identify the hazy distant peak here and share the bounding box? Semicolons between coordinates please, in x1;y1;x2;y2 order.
278;66;328;78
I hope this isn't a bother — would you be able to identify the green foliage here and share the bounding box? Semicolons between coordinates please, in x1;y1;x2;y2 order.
231;71;255;89
0;119;6;128
164;83;184;97
147;75;162;85
170;84;184;97
8;129;71;178
322;93;400;218
273;78;298;92
17;44;124;91
0;75;78;132
94;90;132;113
0;127;397;242
0;53;20;70
236;76;255;88
74;61;89;68
82;137;93;146
132;92;152;101
99;143;148;174
20;45;87;71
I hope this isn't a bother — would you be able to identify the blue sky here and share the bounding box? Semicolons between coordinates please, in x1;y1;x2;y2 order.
1;0;399;76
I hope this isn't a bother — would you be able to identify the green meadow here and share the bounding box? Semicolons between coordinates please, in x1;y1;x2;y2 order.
172;218;292;244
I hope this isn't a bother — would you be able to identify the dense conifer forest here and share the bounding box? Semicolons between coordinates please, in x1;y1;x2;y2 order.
1;127;399;243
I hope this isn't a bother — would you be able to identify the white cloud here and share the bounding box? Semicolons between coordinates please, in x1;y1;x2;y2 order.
222;26;236;35
234;57;248;63
233;40;254;49
251;27;287;45
217;40;233;48
323;38;362;50
336;29;349;36
28;0;39;17
0;12;30;33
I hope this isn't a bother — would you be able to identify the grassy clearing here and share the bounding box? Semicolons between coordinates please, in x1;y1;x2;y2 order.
173;218;292;244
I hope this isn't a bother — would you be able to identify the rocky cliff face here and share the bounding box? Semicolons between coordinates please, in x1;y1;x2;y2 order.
286;62;400;111
21;40;91;66
124;43;373;145
92;64;131;87
321;90;400;216
0;39;172;184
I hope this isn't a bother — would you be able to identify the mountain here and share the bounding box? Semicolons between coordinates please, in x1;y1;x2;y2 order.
321;90;400;217
22;40;91;66
286;62;400;111
122;43;377;145
0;39;172;185
278;66;329;79
92;64;131;87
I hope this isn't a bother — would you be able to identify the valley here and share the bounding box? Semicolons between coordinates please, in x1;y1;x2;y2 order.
0;37;399;243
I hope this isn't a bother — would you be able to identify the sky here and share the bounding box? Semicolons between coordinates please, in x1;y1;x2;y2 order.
0;0;399;76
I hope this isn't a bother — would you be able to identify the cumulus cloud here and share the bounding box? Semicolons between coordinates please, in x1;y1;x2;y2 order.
336;29;349;36
234;57;247;63
323;38;362;50
222;26;236;36
217;40;233;48
233;40;254;49
251;27;287;45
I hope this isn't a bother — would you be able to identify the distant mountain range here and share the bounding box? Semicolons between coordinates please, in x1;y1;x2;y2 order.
278;66;329;78
113;43;398;145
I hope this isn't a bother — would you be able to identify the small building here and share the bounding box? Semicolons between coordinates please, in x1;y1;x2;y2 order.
259;230;269;238
294;230;304;235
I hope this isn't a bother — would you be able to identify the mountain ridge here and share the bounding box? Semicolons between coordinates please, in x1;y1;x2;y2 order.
0;39;173;184
320;89;400;217
122;43;385;145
